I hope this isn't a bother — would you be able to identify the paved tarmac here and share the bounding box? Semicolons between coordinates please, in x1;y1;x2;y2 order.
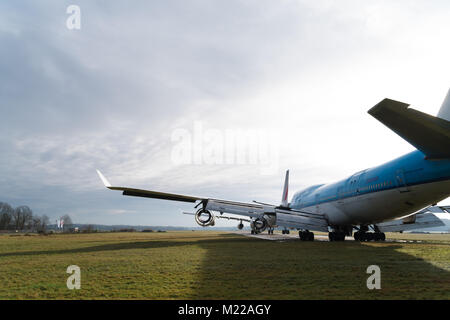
233;231;415;243
233;230;346;241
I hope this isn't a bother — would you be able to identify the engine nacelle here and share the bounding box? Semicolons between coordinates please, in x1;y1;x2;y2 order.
250;215;275;233
195;209;215;227
237;222;244;230
250;218;266;233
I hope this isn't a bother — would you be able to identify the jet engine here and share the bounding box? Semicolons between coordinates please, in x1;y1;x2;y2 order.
195;208;215;227
250;217;268;233
250;214;276;233
237;222;244;230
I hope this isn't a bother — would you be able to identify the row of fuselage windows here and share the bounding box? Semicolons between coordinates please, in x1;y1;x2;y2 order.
358;180;395;193
295;180;396;207
339;179;395;198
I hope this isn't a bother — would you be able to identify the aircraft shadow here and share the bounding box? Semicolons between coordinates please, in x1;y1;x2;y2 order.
0;232;448;299
185;233;450;299
0;240;191;257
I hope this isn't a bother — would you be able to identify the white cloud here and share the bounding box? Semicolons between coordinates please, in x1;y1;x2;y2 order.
1;0;449;226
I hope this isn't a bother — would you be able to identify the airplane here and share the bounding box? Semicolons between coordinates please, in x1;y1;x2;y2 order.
97;89;450;242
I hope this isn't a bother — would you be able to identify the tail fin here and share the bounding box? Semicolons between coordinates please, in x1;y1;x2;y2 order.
368;92;450;159
281;170;289;207
437;88;450;121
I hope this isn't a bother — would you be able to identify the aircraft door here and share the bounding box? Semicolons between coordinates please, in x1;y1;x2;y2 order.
395;169;410;193
315;194;320;214
337;186;344;202
356;172;365;195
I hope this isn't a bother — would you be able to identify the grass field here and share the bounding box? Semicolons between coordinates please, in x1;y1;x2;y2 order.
0;231;449;299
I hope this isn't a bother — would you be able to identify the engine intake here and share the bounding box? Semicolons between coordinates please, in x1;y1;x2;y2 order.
195;209;215;227
250;214;276;233
250;217;268;233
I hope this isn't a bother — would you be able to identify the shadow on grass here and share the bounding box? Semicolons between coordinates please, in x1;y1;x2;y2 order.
1;232;449;299
186;234;450;299
0;237;248;257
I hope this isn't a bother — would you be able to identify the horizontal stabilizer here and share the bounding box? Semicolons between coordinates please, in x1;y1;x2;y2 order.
368;99;450;159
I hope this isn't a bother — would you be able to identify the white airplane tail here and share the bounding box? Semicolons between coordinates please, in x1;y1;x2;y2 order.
437;88;450;121
281;170;289;207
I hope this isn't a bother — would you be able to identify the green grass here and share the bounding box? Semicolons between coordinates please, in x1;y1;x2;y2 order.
0;231;449;299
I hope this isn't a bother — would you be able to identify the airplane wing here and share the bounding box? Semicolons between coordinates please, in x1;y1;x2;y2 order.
96;170;202;203
183;211;251;223
275;208;329;232
97;169;274;218
96;170;329;233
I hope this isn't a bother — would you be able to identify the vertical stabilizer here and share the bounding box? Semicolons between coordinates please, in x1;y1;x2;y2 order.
437;88;450;121
281;170;289;207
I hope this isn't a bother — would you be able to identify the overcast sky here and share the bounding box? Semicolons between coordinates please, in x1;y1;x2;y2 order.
1;0;449;226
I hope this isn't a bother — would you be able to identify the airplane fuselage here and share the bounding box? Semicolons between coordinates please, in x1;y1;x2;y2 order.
290;150;450;227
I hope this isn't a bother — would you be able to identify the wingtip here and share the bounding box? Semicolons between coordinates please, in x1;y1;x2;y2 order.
96;169;112;188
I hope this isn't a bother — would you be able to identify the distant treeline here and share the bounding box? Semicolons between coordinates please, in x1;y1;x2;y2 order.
0;201;72;232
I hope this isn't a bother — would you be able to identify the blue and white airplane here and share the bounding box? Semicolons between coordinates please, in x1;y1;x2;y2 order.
97;89;450;241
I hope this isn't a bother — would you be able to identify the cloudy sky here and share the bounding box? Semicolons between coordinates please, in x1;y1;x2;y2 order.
1;0;450;226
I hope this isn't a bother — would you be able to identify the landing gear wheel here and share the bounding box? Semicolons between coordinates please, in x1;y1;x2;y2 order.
299;231;314;241
329;232;345;241
355;232;369;241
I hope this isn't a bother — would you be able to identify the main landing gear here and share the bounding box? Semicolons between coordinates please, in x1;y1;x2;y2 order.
250;228;274;235
353;225;386;242
328;226;352;241
282;229;290;234
299;231;314;241
354;231;385;242
328;231;346;241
